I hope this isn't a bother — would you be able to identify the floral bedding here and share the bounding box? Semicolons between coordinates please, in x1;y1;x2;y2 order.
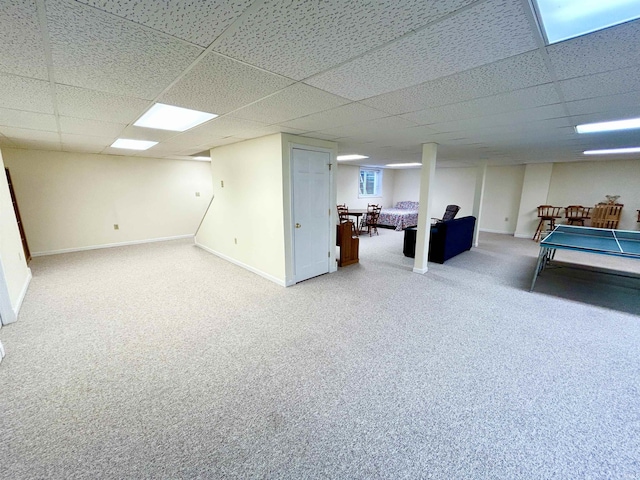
377;201;419;231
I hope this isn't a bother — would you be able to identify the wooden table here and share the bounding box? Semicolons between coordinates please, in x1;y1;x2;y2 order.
347;210;365;235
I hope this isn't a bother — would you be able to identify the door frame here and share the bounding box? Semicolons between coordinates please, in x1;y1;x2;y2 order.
285;142;337;285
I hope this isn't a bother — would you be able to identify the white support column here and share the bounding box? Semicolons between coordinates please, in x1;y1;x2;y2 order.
413;143;437;274
472;161;487;247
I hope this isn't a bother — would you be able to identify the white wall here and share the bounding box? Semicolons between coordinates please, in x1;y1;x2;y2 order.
514;163;554;238
0;148;32;324
392;168;421;205
2;148;213;255
547;159;640;231
336;164;396;209
432;167;477;218
196;134;287;285
480;165;525;234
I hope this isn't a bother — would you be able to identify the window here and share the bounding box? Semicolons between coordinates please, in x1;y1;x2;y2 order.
359;168;382;197
533;0;640;45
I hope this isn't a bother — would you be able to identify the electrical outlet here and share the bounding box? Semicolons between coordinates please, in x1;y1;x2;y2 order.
195;191;200;197
114;224;119;230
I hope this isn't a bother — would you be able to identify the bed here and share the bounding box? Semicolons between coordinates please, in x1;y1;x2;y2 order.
377;201;419;231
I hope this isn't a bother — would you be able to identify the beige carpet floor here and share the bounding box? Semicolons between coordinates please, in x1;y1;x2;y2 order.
1;230;639;479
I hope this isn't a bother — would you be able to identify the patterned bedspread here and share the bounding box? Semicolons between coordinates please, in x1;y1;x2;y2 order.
377;206;419;231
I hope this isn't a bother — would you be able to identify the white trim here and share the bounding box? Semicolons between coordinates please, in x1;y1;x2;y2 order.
31;234;194;257
0;339;5;361
13;268;32;317
288;143;334;285
480;228;514;235
0;263;16;325
514;233;533;239
195;241;286;287
413;266;428;274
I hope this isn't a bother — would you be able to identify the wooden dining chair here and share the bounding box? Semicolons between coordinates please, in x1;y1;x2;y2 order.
533;205;562;241
590;203;623;229
564;205;591;226
360;204;381;236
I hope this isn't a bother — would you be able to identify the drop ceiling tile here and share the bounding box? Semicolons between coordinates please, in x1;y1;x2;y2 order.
60;133;114;147
0;74;54;113
160;52;294;115
59;116;125;138
569;108;640;127
0;126;60;142
280;103;390;132
46;0;203;99
157;135;224;151
307;0;538;100
564;92;640;117
61;143;105;154
233;125;307;139
173;116;268;143
8;139;62;151
118;125;180;143
316;115;418;139
75;0;252;47
0;108;57;131
56;85;150;123
401;84;561;124
559;65;640;102
231;84;350;124
361;50;552;114
547;19;640;80
428;105;570;133
214;0;477;80
0;0;48;79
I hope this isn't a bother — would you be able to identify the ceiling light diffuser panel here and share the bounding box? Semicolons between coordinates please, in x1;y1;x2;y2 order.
134;103;218;131
337;154;369;161
576;117;640;133
111;139;158;150
533;0;640;44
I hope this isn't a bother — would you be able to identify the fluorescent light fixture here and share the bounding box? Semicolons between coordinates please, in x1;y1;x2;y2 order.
533;0;640;44
584;147;640;155
385;162;422;167
110;138;158;150
134;103;217;132
337;154;369;161
192;156;210;161
576;117;640;134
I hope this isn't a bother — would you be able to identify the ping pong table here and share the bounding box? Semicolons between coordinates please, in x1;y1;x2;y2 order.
530;225;640;291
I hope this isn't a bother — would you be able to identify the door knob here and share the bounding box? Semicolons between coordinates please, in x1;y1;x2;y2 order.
295;223;301;228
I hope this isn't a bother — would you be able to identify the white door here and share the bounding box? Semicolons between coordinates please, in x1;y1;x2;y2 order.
292;147;331;283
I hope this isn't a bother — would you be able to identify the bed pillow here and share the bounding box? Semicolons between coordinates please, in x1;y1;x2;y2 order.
396;201;419;210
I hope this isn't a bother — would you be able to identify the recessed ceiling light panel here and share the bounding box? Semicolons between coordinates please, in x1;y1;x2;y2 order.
134;103;218;132
111;138;158;150
576;117;640;134
337;154;369;161
385;162;422;167
584;147;640;155
533;0;640;44
192;156;211;161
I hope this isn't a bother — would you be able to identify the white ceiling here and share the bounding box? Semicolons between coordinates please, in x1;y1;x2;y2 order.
0;0;639;167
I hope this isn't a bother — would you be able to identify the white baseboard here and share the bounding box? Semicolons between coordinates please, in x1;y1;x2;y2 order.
413;267;428;274
480;228;514;235
14;268;32;318
514;233;534;239
32;234;194;257
0;339;5;362
195;241;286;287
